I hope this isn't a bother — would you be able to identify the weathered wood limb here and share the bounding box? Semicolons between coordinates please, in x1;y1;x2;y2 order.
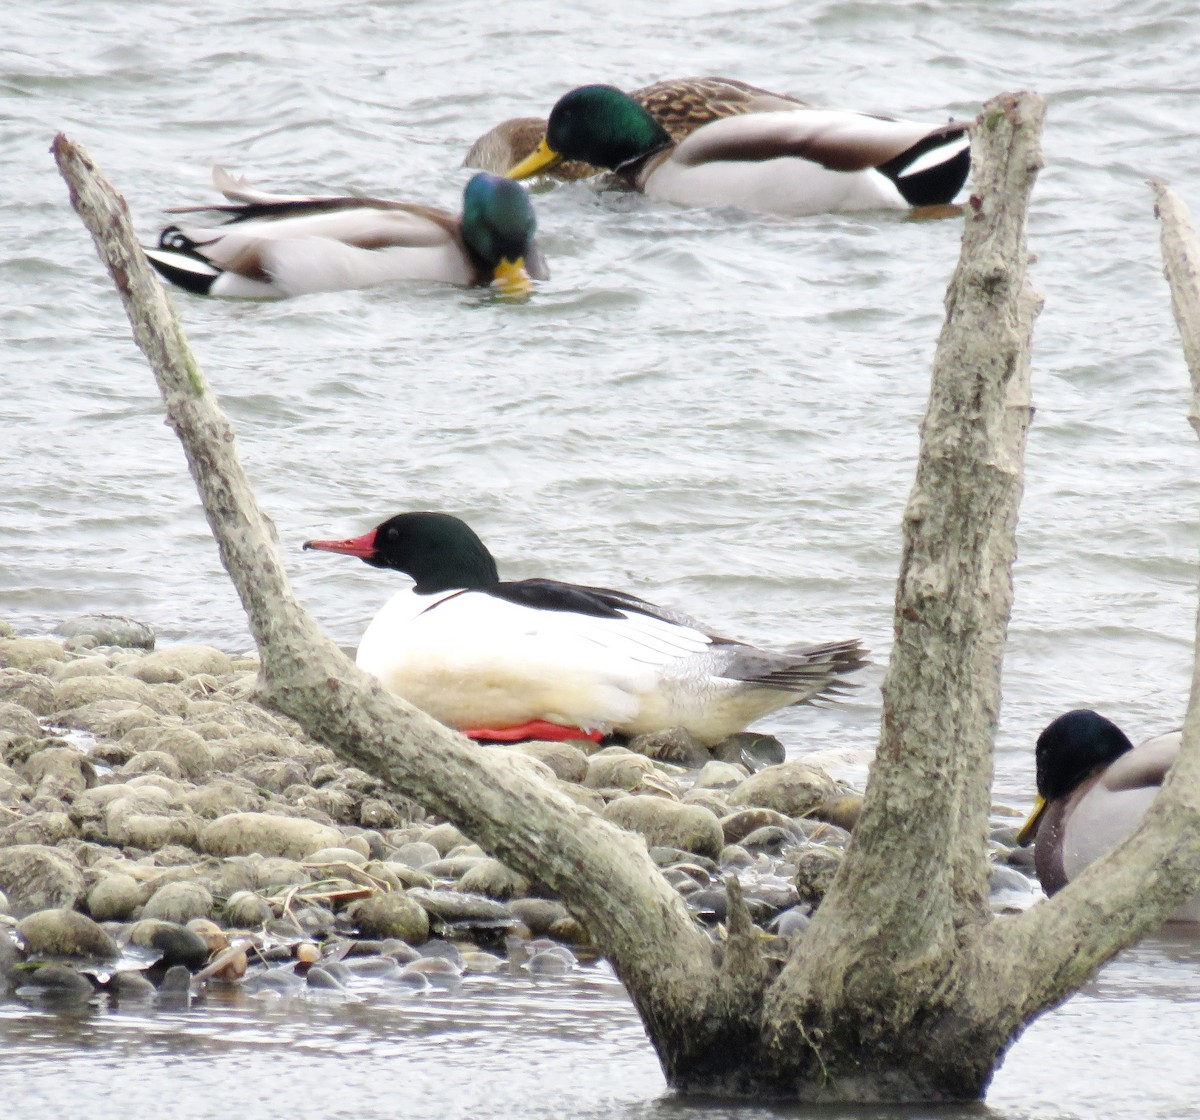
972;182;1200;1024
51;133;723;1057
763;94;1045;1070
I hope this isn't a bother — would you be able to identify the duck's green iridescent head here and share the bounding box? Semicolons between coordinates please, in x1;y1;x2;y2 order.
506;85;671;179
460;172;545;293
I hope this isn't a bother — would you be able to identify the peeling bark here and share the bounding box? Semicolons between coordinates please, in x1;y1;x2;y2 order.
54;93;1200;1104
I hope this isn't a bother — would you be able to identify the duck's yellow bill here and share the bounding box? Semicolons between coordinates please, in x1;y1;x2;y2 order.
1015;795;1047;847
492;257;532;297
506;138;564;180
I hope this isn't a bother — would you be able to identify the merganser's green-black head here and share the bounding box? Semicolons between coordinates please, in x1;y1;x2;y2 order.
304;511;500;594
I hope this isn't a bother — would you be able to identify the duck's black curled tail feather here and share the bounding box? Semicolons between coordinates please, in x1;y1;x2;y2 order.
142;226;221;296
878;124;971;207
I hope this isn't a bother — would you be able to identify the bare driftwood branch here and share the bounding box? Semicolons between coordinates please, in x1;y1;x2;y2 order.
764;93;1044;1071
51;133;719;1051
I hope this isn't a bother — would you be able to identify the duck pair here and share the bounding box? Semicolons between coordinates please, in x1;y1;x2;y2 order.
145;77;972;300
1018;708;1200;922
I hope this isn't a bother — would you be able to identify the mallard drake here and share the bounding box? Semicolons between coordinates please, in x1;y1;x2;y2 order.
304;511;868;744
143;168;548;299
505;84;971;216
466;76;810;180
1017;708;1199;920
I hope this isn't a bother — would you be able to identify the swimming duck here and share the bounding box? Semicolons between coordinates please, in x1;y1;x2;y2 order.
1017;708;1199;920
505;84;971;216
466;76;810;180
143;168;548;299
303;511;868;745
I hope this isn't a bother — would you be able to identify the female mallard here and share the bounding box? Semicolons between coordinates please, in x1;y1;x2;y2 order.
143;168;548;299
466;76;810;179
505;84;971;216
304;511;868;744
1017;708;1198;920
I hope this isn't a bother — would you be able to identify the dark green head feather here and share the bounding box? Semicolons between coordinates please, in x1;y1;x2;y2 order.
1035;709;1135;801
460;172;538;268
546;84;673;170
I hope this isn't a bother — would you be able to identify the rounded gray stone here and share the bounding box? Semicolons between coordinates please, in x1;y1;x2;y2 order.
141;881;214;924
346;893;430;944
0;844;84;915
17;907;119;960
198;812;343;860
86;871;146;922
56;615;156;650
602;795;725;860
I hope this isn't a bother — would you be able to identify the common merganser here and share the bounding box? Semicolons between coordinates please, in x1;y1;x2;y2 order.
304;511;868;745
143;168;547;299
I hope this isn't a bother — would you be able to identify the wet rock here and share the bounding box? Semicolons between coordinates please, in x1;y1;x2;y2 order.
0;669;57;716
120;750;184;781
121;726;215;780
681;788;732;817
0;701;40;741
789;845;844;907
306;965;347;991
0;887;9;917
507;898;569;935
406;888;515;928
108;969;157;999
127;919;211;970
0;844;84;915
86;872;146;921
740;825;803;856
528;944;576;975
771;905;812;939
815;794;864;832
157;964;193;1000
306;846;368;867
692;760;749;790
420;823;469;857
224;890;273;928
714;731;787;771
132;645;232;684
20;746;95;798
718;844;754;869
107;811;198;852
628;727;710;767
56;614;156;650
359;797;403;830
547;916;590;945
16;962;95;1002
791;817;852;848
55;699;160;739
198;812;343;860
457;858;529;900
251;856;312;891
506;741;590;784
0;809;78;847
0;637;67;671
584;748;659;791
602;795;724;860
142;881;213;924
17;908;119;959
183;779;263;819
725;760;838;818
377;862;434;890
346;894;430;944
53;674;158;712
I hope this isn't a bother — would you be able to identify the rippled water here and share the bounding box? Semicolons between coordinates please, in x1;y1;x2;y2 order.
4;0;1200;1115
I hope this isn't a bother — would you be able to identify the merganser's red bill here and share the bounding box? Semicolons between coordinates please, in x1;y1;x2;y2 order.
302;529;379;560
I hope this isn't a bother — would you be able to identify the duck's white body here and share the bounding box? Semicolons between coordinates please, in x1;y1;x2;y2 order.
635;110;971;216
356;585;861;744
144;168;546;299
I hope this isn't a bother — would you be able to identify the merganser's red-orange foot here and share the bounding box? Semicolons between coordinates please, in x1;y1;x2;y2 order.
463;720;603;743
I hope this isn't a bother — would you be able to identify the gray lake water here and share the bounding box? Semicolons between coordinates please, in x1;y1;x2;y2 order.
4;0;1200;1116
